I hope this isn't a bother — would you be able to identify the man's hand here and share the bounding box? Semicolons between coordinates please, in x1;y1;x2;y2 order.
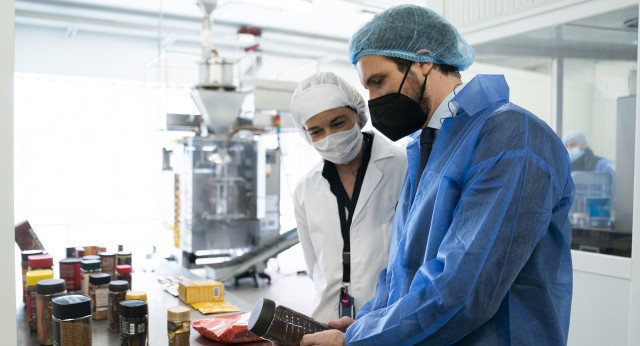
299;317;355;346
328;316;355;332
300;329;346;346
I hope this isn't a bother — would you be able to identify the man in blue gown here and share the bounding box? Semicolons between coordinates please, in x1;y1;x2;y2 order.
301;4;574;346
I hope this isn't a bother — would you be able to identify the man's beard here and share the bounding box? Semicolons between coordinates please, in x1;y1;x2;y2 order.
404;70;430;125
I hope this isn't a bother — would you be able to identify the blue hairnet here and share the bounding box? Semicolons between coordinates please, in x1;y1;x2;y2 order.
348;5;475;71
562;130;587;146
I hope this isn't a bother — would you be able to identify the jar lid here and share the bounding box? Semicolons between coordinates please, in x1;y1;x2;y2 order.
117;251;132;257
26;269;54;286
167;306;190;321
52;295;91;320
59;257;82;264
99;251;115;258
120;299;147;318
125;291;147;301
21;249;43;262
247;298;276;337
116;264;132;274
28;254;53;269
81;259;101;270
109;280;130;292
36;278;66;295
82;255;100;261
89;273;111;285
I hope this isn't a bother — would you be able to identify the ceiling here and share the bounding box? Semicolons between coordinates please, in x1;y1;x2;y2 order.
14;0;412;62
14;0;638;71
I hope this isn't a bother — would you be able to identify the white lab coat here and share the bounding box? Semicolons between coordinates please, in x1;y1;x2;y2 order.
294;133;408;323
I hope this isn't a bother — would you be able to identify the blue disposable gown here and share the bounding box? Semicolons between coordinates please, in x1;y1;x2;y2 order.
345;75;574;345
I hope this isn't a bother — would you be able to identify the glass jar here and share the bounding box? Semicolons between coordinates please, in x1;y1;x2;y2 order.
80;259;101;296
248;298;329;345
117;251;132;266
116;264;132;288
59;258;82;294
99;251;117;281
120;299;148;346
21;249;43;303
108;280;130;332
89;273;111;320
36;279;67;345
167;306;190;345
26;269;54;331
52;295;92;346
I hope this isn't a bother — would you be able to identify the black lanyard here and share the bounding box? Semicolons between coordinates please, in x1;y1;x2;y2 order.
322;132;373;283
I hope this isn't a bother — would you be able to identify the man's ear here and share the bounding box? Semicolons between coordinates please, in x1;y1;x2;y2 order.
418;61;434;77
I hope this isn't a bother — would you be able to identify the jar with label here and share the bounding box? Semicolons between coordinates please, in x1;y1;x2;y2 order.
59;258;82;294
99;252;117;281
36;279;67;345
117;251;132;266
26;269;54;331
89;273;110;320
80;259;101;296
248;298;329;345
120;299;148;346
167;306;190;345
21;249;43;303
108;280;130;332
116;264;132;288
52;295;92;346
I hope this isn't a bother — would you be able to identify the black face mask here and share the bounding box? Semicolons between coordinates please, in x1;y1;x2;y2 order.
368;65;428;141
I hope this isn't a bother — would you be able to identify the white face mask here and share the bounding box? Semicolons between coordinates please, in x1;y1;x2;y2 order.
567;147;584;163
312;122;363;164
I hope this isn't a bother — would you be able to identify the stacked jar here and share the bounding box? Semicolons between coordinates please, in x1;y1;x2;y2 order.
116;264;132;288
120;299;148;346
36;279;67;345
52;295;92;346
99;252;117;281
117;251;132;266
27;254;54;290
89;273;111;320
26;269;54;331
20;249;43;302
80;259;101;296
167;306;190;345
108;280;130;332
59;258;82;295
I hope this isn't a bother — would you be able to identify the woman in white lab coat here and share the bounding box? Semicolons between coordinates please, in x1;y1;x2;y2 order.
290;72;407;323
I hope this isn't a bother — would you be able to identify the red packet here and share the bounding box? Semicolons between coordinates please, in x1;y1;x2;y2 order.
192;312;266;344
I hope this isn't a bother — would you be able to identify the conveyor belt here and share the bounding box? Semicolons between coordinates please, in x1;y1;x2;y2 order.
204;228;299;283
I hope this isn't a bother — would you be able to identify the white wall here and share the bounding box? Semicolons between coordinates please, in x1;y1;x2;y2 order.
1;1;17;344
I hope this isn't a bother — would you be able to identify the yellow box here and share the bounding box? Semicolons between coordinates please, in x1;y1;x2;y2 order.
178;279;224;304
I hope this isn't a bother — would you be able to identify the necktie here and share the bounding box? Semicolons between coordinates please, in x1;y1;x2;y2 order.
413;127;437;198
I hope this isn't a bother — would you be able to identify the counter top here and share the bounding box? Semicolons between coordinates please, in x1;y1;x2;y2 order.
17;260;273;345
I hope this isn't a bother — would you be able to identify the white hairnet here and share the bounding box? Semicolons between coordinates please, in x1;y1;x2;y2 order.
348;4;475;70
562;130;587;147
290;71;368;143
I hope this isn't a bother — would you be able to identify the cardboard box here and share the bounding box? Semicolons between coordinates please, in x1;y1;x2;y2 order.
178;279;224;304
